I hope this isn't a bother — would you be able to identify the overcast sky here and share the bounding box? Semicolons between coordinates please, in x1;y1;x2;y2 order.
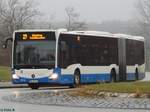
36;0;137;23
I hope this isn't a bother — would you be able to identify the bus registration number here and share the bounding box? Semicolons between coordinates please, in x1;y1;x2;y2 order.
29;80;38;83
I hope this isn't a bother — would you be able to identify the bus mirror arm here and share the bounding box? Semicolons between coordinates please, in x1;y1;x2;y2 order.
2;37;13;49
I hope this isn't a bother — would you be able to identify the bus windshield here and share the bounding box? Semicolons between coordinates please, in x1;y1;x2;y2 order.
14;40;56;69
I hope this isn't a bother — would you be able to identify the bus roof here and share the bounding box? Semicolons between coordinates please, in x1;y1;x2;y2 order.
14;29;67;33
14;29;56;32
14;29;145;41
62;31;144;41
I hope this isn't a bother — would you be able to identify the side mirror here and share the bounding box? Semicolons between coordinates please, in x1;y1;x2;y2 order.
2;43;7;49
2;37;13;49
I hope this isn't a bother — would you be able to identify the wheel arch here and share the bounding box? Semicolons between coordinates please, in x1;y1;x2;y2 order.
109;64;118;75
110;67;117;82
74;68;81;74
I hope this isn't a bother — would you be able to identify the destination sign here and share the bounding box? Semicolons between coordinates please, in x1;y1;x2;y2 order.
15;31;55;41
22;33;46;40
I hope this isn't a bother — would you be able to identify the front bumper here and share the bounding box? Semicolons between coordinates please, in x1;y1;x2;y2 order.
12;75;74;85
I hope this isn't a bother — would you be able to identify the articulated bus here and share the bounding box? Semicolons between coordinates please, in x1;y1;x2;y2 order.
3;29;145;89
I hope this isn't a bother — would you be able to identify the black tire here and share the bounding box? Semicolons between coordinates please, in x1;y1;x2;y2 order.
70;70;81;88
110;69;116;82
28;83;39;89
135;68;139;80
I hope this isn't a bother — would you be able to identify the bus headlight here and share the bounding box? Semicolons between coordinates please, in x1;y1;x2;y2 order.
12;74;20;79
49;73;58;80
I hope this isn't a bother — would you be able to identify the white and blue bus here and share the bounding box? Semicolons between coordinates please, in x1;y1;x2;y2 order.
3;29;145;89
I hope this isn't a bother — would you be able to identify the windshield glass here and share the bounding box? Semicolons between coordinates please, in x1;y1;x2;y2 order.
14;41;56;69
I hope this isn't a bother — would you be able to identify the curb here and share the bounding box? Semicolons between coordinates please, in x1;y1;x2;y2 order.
0;82;28;89
0;86;28;89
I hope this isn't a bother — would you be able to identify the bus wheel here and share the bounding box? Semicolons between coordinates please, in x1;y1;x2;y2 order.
110;69;116;82
70;70;81;88
28;83;39;89
135;68;139;80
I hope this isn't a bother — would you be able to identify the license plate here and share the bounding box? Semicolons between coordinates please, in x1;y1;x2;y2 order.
29;80;38;83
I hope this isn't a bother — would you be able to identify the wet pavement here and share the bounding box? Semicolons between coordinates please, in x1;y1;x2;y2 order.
3;89;150;110
0;88;150;112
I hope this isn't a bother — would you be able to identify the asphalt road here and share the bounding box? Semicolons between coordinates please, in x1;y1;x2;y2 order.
0;87;150;112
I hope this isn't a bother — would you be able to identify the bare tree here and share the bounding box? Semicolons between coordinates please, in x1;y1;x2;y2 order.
0;0;40;40
135;0;150;37
65;6;86;31
48;13;56;29
135;0;150;71
0;0;40;66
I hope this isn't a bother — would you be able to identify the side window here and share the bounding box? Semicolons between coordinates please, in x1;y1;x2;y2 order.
126;39;144;65
126;40;135;65
59;41;68;67
58;34;81;68
135;41;144;65
58;34;118;67
80;36;118;66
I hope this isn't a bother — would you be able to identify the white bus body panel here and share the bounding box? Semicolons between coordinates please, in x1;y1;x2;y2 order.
61;64;118;75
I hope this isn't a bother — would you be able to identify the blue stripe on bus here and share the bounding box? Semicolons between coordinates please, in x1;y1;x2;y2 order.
126;73;145;80
12;76;74;84
60;75;74;84
12;77;59;84
138;73;145;80
126;73;136;80
60;73;111;84
12;72;144;84
12;73;111;84
80;74;111;83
